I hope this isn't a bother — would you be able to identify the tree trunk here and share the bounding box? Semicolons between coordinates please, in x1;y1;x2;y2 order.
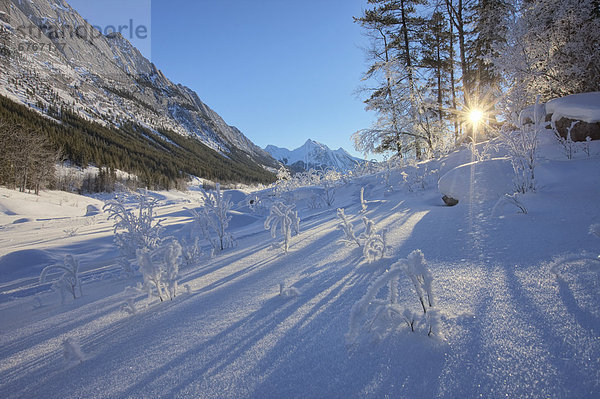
446;1;460;142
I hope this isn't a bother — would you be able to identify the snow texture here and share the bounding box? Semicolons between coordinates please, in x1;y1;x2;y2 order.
1;123;600;398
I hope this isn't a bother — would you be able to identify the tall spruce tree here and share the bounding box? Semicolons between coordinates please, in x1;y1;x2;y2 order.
353;0;434;159
419;9;454;145
469;0;511;94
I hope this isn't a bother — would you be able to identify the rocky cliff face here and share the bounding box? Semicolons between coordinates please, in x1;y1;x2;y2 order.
0;0;276;170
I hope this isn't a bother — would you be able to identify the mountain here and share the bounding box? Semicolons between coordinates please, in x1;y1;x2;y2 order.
0;0;277;186
265;139;365;172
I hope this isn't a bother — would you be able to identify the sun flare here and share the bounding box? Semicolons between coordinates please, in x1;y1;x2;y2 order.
469;109;484;125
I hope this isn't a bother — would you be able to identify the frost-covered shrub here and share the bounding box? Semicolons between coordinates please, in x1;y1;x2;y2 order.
337;208;361;247
321;170;339;207
492;193;528;216
583;136;592;157
380;156;403;191
104;191;164;274
403;250;434;314
359;187;368;213
247;194;270;215
294;168;321;187
352;160;378;177
40;255;82;303
552;120;580;160
336;207;387;263
466;140;499;162
275;166;293;196
122;297;137;315
500;97;543;193
189;183;235;253
264;202;300;253
180;237;203;268
136;239;182;301
346;250;440;346
359;217;387;263
400;163;436;193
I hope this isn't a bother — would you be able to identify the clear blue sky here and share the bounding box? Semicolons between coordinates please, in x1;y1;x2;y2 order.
69;0;376;158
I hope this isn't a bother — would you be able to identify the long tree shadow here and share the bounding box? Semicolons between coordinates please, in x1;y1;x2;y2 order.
502;264;599;397
113;253;359;397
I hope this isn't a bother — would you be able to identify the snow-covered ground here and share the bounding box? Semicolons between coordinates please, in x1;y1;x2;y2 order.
1;132;599;398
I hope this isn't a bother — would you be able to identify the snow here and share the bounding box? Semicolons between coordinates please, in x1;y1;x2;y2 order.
438;158;515;203
265;139;364;171
546;91;600;123
1;132;600;398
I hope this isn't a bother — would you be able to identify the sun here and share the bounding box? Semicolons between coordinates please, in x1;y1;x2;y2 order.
469;108;484;125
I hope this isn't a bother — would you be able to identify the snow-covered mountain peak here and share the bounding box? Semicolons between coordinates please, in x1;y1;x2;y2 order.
264;139;364;172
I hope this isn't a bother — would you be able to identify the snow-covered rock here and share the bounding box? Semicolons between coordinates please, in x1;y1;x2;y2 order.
438;158;515;204
545;92;600;141
546;92;600;124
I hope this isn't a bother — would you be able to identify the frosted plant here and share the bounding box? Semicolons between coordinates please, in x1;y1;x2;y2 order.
583;136;592;157
500;96;543;193
381;156;402;192
337;207;386;263
382;156;392;189
359;187;367;213
295;168;321;186
466;140;499;162
359;217;386;263
40;255;82;304
122;297;137;315
247;194;269;215
63;338;85;364
321;169;341;207
180;237;203;268
279;282;300;298
275;166;292;195
346;250;439;346
492;193;528;216
189;183;235;253
552;120;579;160
264;202;300;253
136;239;182;301
104;191;164;274
322;179;336;207
337;208;361;247
402;250;434;314
400;163;434;192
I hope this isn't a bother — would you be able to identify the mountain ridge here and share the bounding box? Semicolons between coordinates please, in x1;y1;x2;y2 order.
265;139;364;172
0;0;277;185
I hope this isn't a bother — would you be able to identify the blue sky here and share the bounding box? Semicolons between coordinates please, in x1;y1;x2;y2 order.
69;0;375;158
